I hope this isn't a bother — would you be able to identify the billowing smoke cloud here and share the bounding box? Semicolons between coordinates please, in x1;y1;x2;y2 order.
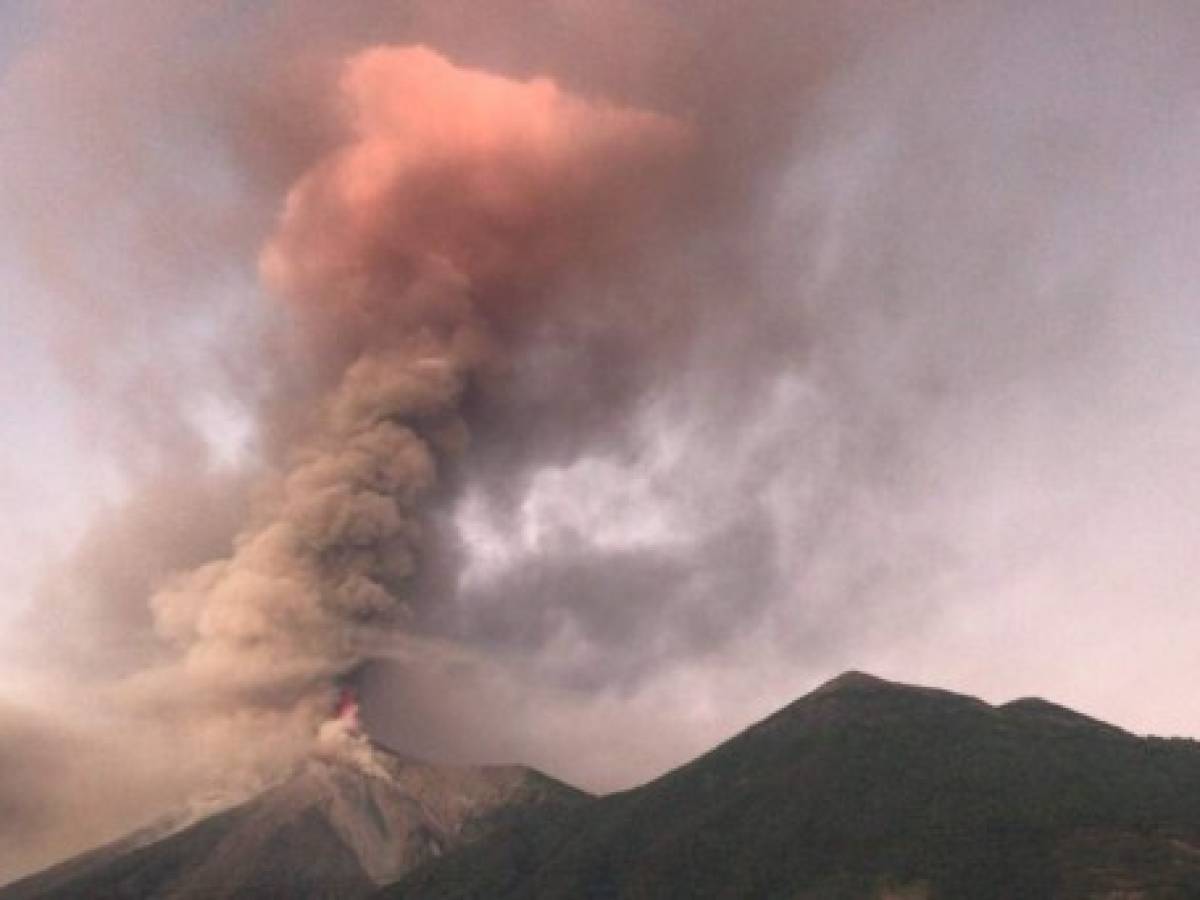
126;45;686;754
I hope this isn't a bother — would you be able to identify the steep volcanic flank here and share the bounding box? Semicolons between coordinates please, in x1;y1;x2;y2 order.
0;742;586;900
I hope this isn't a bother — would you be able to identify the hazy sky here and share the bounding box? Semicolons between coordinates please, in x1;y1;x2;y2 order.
5;0;1200;881
0;10;98;649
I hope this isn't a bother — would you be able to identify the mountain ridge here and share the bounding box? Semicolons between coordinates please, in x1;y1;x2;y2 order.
10;672;1200;899
385;671;1200;899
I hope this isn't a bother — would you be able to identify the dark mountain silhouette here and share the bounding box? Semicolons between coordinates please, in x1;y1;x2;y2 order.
384;672;1200;899
10;672;1200;899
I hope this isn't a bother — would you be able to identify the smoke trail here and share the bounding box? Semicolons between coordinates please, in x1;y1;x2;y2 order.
139;45;686;746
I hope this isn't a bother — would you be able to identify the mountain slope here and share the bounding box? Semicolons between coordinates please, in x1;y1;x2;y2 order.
12;673;1200;899
0;744;588;900
383;672;1200;899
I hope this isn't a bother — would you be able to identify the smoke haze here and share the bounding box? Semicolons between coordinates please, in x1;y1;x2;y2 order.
5;0;1200;881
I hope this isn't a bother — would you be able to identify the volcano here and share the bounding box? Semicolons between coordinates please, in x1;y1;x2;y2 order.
389;673;1200;899
0;740;586;900
10;673;1200;899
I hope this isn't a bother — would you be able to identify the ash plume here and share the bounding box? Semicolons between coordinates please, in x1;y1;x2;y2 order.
133;45;686;749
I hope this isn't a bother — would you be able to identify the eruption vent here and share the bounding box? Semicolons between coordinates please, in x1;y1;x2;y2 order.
316;682;385;777
334;686;362;729
141;45;686;760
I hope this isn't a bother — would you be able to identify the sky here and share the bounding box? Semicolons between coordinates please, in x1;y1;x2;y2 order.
4;0;1200;881
0;1;72;616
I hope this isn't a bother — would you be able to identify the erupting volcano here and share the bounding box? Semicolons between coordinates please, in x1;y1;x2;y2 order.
131;44;688;769
12;3;1200;896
